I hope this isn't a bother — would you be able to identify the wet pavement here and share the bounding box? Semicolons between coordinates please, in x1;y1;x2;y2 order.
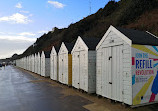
0;66;91;111
0;66;158;111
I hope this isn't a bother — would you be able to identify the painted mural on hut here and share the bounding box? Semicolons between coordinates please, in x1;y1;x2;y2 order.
132;45;158;105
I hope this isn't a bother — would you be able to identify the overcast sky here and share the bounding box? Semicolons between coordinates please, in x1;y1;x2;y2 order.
0;0;119;59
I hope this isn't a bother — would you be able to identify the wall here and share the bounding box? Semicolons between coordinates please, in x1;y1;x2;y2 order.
88;51;96;93
132;45;158;105
45;58;50;77
96;48;102;95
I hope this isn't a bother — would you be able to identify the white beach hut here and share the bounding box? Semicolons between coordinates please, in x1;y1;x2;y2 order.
50;46;59;81
71;36;100;93
58;42;74;86
27;56;30;71
34;53;38;74
24;57;27;70
96;25;158;106
27;56;29;70
29;55;32;71
37;52;41;75
41;51;51;77
32;54;35;72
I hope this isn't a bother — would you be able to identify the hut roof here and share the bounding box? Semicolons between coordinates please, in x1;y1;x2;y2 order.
44;51;51;58
82;37;101;50
65;43;74;53
116;27;158;46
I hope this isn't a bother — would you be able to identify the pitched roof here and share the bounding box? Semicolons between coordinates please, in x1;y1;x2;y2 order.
81;37;101;50
54;46;60;53
44;51;51;58
116;27;158;46
65;43;74;53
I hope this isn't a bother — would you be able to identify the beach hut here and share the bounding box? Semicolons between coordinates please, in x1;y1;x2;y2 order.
58;42;74;86
32;54;35;72
96;25;158;106
25;57;27;70
50;46;59;81
21;58;24;69
24;57;26;69
28;55;30;71
22;58;24;69
26;56;28;70
28;56;30;71
71;36;100;93
41;51;51;77
29;55;32;71
37;52;41;75
26;56;29;70
29;55;31;71
34;53;38;74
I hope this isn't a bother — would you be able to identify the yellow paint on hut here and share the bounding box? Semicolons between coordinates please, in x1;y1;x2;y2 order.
68;54;72;85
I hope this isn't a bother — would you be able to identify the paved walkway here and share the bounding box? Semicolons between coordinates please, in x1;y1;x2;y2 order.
0;66;158;111
0;66;91;111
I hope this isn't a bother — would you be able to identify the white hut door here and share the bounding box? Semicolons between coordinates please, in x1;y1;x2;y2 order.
62;54;64;84
53;56;56;80
103;45;123;101
41;58;42;76
111;45;123;102
42;58;44;76
52;56;54;79
102;47;112;98
64;54;68;84
43;57;46;76
41;58;43;76
59;55;62;82
76;52;80;89
79;51;85;91
42;58;43;76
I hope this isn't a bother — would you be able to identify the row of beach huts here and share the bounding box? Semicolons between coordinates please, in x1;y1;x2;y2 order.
15;25;158;107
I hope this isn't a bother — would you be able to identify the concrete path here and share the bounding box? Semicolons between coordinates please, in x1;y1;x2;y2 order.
0;66;158;111
0;66;91;111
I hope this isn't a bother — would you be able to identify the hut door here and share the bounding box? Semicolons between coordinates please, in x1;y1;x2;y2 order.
52;56;54;79
111;45;123;102
42;58;43;76
102;45;123;102
64;54;67;84
53;56;56;79
102;47;112;98
75;52;80;89
62;54;64;84
59;56;62;82
41;58;43;76
43;58;45;76
79;51;85;91
53;56;56;80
